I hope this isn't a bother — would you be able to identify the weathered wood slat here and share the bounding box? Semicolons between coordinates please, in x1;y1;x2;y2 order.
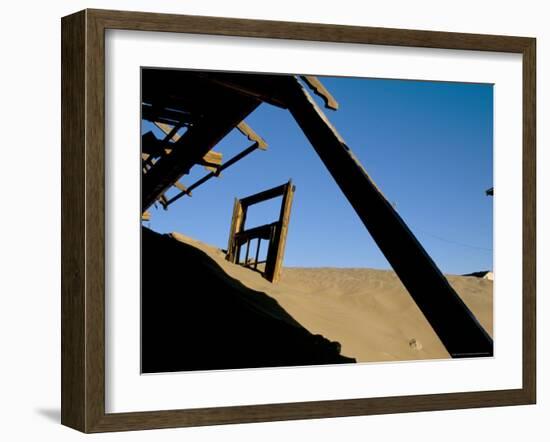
227;198;245;262
239;182;288;207
265;181;295;283
237;121;268;150
164;143;261;207
301;76;339;111
142;93;260;210
153;122;224;172
234;222;277;243
173;181;188;193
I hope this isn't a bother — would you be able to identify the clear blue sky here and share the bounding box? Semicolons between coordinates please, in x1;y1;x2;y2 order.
143;76;493;275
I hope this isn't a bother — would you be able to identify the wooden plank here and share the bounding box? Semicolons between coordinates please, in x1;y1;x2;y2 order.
173;181;189;194
239;182;287;207
234;223;276;243
158;194;168;208
142;93;260;211
264;181;295;283
203;150;223;164
254;238;262;270
164;143;260;207
237;121;268;150
273;182;295;282
154;121;180;140
142;105;193;126
282;76;493;358
301;76;339;110
153;121;223;172
197;151;223;172
226;198;245;262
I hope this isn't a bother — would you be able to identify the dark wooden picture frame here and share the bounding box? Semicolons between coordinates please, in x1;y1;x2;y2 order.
61;8;536;433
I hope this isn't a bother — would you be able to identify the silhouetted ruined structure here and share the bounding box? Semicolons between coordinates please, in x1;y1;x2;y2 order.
141;69;493;359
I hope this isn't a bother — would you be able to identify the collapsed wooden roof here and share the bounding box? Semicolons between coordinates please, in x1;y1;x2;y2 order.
141;70;335;210
141;69;493;359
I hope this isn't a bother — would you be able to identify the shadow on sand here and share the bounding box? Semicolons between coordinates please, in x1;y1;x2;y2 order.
141;227;355;373
35;408;60;423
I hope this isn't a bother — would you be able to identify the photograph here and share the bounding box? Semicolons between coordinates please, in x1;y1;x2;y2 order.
140;68;494;374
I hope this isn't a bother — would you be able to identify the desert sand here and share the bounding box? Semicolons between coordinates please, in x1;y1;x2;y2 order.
170;231;493;363
141;228;352;373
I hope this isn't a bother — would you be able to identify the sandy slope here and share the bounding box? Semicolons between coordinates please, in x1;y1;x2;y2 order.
170;232;493;363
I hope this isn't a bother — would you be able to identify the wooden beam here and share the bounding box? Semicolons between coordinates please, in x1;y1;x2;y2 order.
158;194;168;208
282;77;493;358
301;76;339;110
153;121;179;139
203;150;223;164
142;93;260;210
239;182;288;207
153;122;224;172
234;222;276;243
198;151;223;172
237;121;268;150
164;143;260;207
142;104;193;125
226;198;245;262
173;181;189;194
142;69;228;116
265;181;295;283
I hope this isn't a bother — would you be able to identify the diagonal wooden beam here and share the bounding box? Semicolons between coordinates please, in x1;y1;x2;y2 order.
142;93;261;211
239;182;288;207
265;180;295;283
301;76;339;110
153;121;224;172
279;76;493;358
163;142;261;208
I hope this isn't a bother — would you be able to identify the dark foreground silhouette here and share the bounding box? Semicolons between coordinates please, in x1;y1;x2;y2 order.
141;227;355;373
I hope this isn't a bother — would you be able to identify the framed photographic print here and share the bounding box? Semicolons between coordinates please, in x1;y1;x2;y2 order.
61;9;536;433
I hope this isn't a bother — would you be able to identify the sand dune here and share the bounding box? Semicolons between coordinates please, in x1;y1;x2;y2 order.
141;228;354;373
170;231;493;363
